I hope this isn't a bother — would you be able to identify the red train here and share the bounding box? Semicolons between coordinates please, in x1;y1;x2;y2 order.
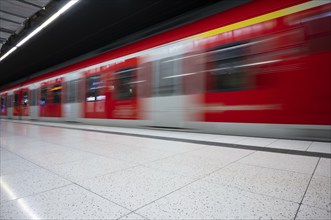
1;0;330;141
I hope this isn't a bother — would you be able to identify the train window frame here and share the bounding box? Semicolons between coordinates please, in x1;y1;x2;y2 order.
31;89;37;106
14;94;19;107
0;96;6;112
29;90;33;106
23;91;29;106
52;84;62;104
7;95;12;108
86;74;104;102
40;87;47;105
154;56;181;97
77;78;85;103
207;41;253;92
115;67;137;100
67;80;78;103
137;62;152;98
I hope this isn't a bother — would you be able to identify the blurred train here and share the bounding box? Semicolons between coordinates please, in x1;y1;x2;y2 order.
1;0;331;141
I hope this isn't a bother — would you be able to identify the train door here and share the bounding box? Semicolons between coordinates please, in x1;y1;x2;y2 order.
110;58;139;120
21;88;30;117
7;93;13;118
84;70;109;119
150;56;185;128
64;78;81;122
29;88;38;119
39;78;63;118
13;90;21;117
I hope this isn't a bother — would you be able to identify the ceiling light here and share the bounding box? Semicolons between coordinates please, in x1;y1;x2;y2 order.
0;0;80;62
0;47;17;62
16;0;80;47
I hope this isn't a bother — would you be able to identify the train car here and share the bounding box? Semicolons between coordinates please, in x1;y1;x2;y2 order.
0;0;330;141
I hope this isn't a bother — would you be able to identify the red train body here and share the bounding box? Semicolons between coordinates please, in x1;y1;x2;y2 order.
1;0;330;140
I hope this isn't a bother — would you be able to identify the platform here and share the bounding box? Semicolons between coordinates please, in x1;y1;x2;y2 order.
0;120;330;219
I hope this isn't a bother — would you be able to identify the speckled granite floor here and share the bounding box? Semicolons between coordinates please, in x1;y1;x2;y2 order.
1;121;330;219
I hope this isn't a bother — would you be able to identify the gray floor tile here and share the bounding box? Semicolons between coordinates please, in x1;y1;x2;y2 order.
235;137;277;147
185;146;253;164
145;154;225;178
238;151;318;174
119;212;146;219
0;149;20;161
135;180;299;219
1;167;70;202
78;165;195;210
0;158;40;175
203;163;311;202
267;140;312;151
307;142;331;154
296;204;331;220
302;175;331;211
315;158;331;178
0;184;130;219
48;156;137;182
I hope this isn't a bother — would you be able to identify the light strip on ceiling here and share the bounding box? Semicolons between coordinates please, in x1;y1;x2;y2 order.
0;47;17;62
0;0;80;62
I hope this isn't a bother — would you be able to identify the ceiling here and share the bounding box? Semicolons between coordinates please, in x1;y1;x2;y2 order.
0;0;246;89
0;0;52;51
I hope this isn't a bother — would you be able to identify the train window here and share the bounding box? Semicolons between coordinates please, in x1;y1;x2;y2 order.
52;84;62;104
0;97;5;112
207;41;252;92
67;80;78;103
23;92;28;106
115;67;136;100
182;52;205;95
155;57;179;96
14;94;19;106
7;95;12;108
137;62;152;98
40;87;47;105
34;89;38;106
29;90;33;106
86;75;103;102
77;78;85;103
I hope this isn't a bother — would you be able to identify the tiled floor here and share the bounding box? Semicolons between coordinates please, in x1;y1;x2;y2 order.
0;120;330;219
5;119;331;154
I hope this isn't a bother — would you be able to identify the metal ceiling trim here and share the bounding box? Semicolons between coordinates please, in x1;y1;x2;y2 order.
1;0;41;18
0;17;22;25
0;28;16;34
0;9;28;19
0;32;12;39
18;0;44;9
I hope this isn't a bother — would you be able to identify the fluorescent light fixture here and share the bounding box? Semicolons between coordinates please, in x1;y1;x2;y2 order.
0;47;17;62
16;0;80;47
0;0;79;62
